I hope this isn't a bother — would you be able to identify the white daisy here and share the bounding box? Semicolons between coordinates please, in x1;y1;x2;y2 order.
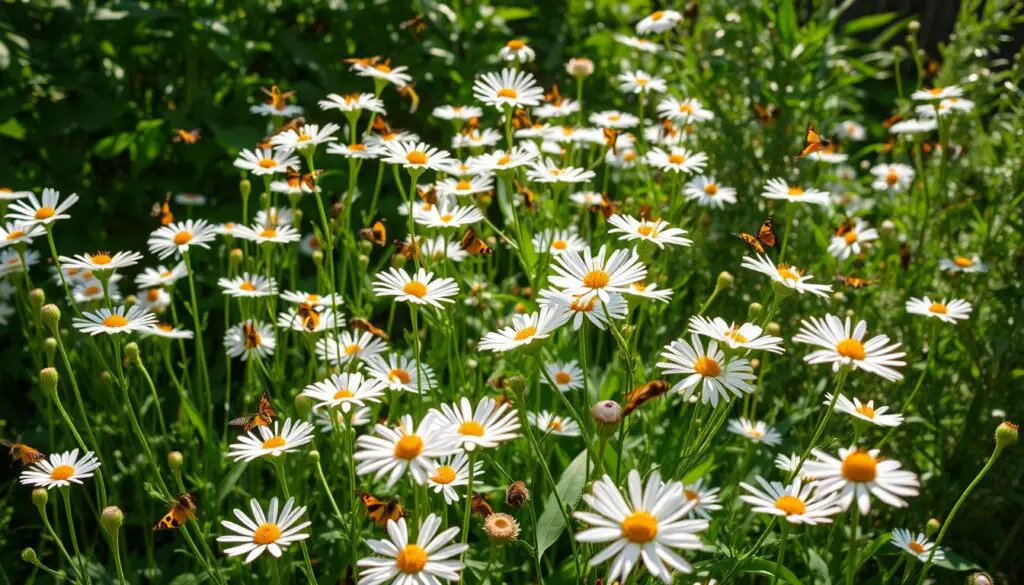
432;397;520;452
0;187;32;201
71;305;157;336
613;34;662;54
255;207;295;228
378;141;454;172
905;296;972;324
301;372;386;413
726;418;782;446
316;331;388;365
870;163;915;192
436;175;493;198
761;178;830;205
58;250;143;273
224;320;276;361
569;191;604;207
479;307;564;352
537;288;628;331
270;123;339;151
365;354;438;394
549;245;647;303
315;407;372;434
739;477;841;525
227;419;314;462
646;147;708;175
680;479;722;520
793;314;906;381
636;9;682;34
911;85;964;101
617;70;667;94
135;263;187;288
534;99;582;119
624;281;674;303
740;255;833;299
279;290;345;307
414;200;484;229
366;130;422;150
532;229;587;257
827;219;878;260
889;118;937;134
373;267;459;309
467;147;538;174
357;514;468;585
939;254;987;273
217;497;311;565
498;39;535;63
142;322;194;340
233;148;299;176
319;92;387;114
354;414;459;488
218;273;279;298
542;361;584;392
7;188;79;226
607;215;692;249
0;222;45;247
425;453;483;505
529;411;581;437
826;393;904;427
451;129;503;150
432;104;483;121
687;316;784;353
0;249;39;277
656;98;714;124
73;281;117;304
233;223;302;245
833;120;866;141
804;447;920;514
891;528;945;563
419;235;468;264
473;68;545;110
352;60;413;87
589;110;640;129
20;449;101;490
526;159;596;184
658;335;756;407
324;143;382;163
683;177;736;208
147;219;218;259
135;287;170;312
276;307;343;333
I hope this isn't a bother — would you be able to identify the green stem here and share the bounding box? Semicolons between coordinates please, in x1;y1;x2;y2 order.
847;507;860;585
61;490;91;585
181;251;212;429
770;522;790;585
791;369;848;479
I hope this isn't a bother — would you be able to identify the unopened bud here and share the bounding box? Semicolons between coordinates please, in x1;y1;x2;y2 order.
358;254;370;269
881;219;896;234
240;178;251;200
312;250;324;266
765;322;781;336
908;20;920;32
747;302;763;319
359;239;373;254
21;547;37;563
39;367;59;398
832;292;847;304
229;248;244;266
995;421;1018;450
926;517;941;536
101;506;124;536
43;337;57;362
565;57;595;78
258;191;270;209
40;304;61;332
28;288;45;310
32;488;48;508
505;480;530;509
390;252;407;269
168;450;184;471
294;394;313;418
124;342;140;364
124;294;138;306
506;374;527;395
309;449;321;463
100;371;113;386
716;271;734;290
592;400;622;429
967;572;993;585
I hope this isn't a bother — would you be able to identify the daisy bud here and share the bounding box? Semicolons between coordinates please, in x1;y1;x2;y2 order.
926;517;941;536
765;322;781;336
565;57;594;78
751;358;761;370
747;302;763;319
31;487;48;509
881;219;896;234
124;342;140;364
312;250;324;266
390;252;406;269
229;248;244;266
101;506;124;537
592;400;622;429
40;304;61;332
294;394;313;418
832;292;848;304
43;337;57;362
100;371;114;386
28;288;45;310
358;254;370;269
21;547;38;563
967;572;993;585
309;450;321;463
258;191;270;209
125;294;138;306
359;239;373;254
239;178;251;200
483;512;521;543
908;19;920;32
477;192;493;207
39;367;59;398
505;480;530;509
168;450;184;472
716;271;734;290
995;421;1018;450
506;374;527;396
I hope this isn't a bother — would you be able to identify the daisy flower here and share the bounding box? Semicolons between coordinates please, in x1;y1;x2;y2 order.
498;39;535;62
589;111;640;129
373;267;459;309
740;255;833;299
534;99;582;119
73;281;118;304
574;469;708;584
761;178;830;205
467;147;538;174
479;307;564;352
270;123;339;151
315;407;372;434
365;354;438;394
933;97;974;115
317;330;388;365
0;222;45;247
256;207;296;228
624;280;673;302
433;397;520;452
425;453;483;505
319;92;386;114
905;296;972;323
911;85;964;101
680;479;722;520
72;305;157;336
792;314;906;381
608;215;692;249
683;177;736;209
542;361;584;392
526;159;596;184
804;447;920;514
451;129;503;150
366;130;422;150
354;414;459;488
739;477;841;525
0;303;13;325
727;418;782;446
357;514;468;585
224;320;276;361
532;229;587;257
302;372;386;413
233;223;301;245
833;120;867;141
0;249;39;277
280;290;344;307
416;235;467;264
891;529;945;563
636;9;682;34
473;68;545;110
354;61;412;87
135;264;187;288
826;393;903;427
436;175;493;198
870;163;915;192
688;316;784;353
827;219;878;260
276;307;343;333
617;70;667;94
0;187;32;201
538;288;628;331
414;201;484;229
646;147;708;175
889;118;937;134
7;188;79;226
658;335;756;407
614;34;662;54
656;97;714;124
136;287;170;312
939;254;987;273
569;191;604;207
549;245;647;303
299;234;322;256
20;449;101;489
148;219;218;259
142;323;194;340
326;142;382;160
57;251;141;275
529;411;581;437
432;104;483;121
228;419;314;462
217;497;311;565
379;141;455;173
233;148;299;176
218;273;279;298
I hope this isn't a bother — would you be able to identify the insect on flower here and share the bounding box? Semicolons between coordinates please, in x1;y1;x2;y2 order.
471;492;494;517
836;275;878;289
295;303;322;332
1;436;45;466
623;380;670;415
260;85;296;111
171;128;201;144
735;217;777;255
359;219;387;246
351;318;390;341
796;122;831;158
358;491;406;527
258;116;306;148
228;390;277;432
154;492;198;530
460;227;493;256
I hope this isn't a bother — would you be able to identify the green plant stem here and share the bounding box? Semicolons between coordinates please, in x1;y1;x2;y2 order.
108;527;127;585
36;500;80;583
770;522;790;585
777;204;797;261
44;227;80;315
847;507;860;585
181;250;212;429
273;459;318;585
878;322;938;449
135;355;168;435
60;490;91;585
115;372;169;495
459;450;477;561
791;369;848;479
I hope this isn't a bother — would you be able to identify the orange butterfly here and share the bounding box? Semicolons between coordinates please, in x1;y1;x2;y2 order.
836;275;878;289
393;239;423;265
460;227;493;256
544;83;563;106
351;318;390;341
754;104;782;126
260;85;296;112
588;194;617;220
358;492;406;527
154;492;198;531
150;193;173;226
343;56;384;68
171;128;201;144
259;116;305;148
623;380;670;416
396;83;420;113
882;113;903;129
228;391;277;432
603;128;620;154
735;217;778;254
296;303;322;332
1;436;45;466
372;115;393;136
360;219;387;246
513;181;536;213
399;14;428;39
796;122;831;158
511;108;532;130
834;217;855;238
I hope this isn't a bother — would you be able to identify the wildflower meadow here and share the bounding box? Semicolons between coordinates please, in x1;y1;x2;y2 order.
1;2;1023;585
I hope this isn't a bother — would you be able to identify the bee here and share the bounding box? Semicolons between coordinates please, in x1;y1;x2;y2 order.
393;239;423;265
504;481;530;509
351;318;390;341
259;116;306;148
171;128;201;144
150;193;173;226
796;122;831;158
470;492;494;518
603;128;620;155
753;104;782;126
286;167;322;191
836;275;878;289
260;85;296;112
623;380;670;416
358;491;406;527
396;83;420;114
296;303;322;332
587;194;617;220
228;390;277;432
511;108;532;130
460;227;494;256
660;118;680;141
399;14;428;39
734;217;778;255
154;492;198;531
1;436;45;466
359;219;387;246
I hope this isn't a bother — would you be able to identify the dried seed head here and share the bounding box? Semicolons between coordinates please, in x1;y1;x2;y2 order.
505;481;530;509
483;513;521;543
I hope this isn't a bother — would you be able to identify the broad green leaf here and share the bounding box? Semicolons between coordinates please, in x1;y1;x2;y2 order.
933;549;982;571
168;574;200;585
0;118;25;140
216;461;249;506
855;533;892;572
844;12;898;35
682;455;715;484
807;548;832;585
695;557;804;585
536;449;588;555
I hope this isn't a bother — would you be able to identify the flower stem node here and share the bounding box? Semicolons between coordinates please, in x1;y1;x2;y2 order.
770;280;796;300
168;450;184;472
506;374;528;396
716;271;734;290
747;302;763;320
40;304;61;332
995;421;1018;451
101;506;125;536
39;367;59;398
124;342;140;364
28;288;45;310
312;250;325;267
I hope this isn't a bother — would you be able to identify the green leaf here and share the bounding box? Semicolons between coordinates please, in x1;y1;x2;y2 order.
807;548;832;585
933;549;982;572
536;449;588;555
94;131;134;158
168;574;200;585
695;557;804;585
843;12;898;35
682;455;715;484
855;533;891;573
216;461;249;506
0;118;25;140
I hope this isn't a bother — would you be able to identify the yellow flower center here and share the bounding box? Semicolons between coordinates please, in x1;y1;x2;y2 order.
835;338;866;360
497;88;518;99
668;154;687;165
843;231;859;244
103;315;129;328
6;230;24;240
173;231;193;246
886;171;899;185
50;465;76;481
296;133;312;142
620;511;658;543
431;465;457;484
841;450;878;482
260;227;278;238
635;78;649;87
253;523;282;545
87;253;112;265
240;281;257;291
497;154;512;166
928;302;948;314
693;356;721;377
703;183;718;195
787;186;804;196
776;264;799;281
569;295;598;312
724;326;748;344
651;10;665;21
440;214;454;223
262;436;287;449
395;544;428;573
552;239;568;250
855;404;876;418
507;40;525;50
456;180;472;191
344;344;361;355
375;63;393;73
258;158;278;169
678;103;694;114
406;151;428;165
388;369;412;384
928;87;944;95
683;489;700;501
158;323;174;332
953;256;973;267
548;420;563;431
554;371;571;384
909;542;927;554
583;270;610;289
147;289;161;302
332;389;353;400
85;286;101;296
774;495;806;515
514;326;537;341
394;435;424;459
35;207;56;220
459;421;485;437
403;281;428;298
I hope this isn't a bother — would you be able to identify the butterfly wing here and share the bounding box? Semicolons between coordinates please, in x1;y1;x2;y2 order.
797;122;828;158
258;391;277;419
735;233;765;255
756;217;778;249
